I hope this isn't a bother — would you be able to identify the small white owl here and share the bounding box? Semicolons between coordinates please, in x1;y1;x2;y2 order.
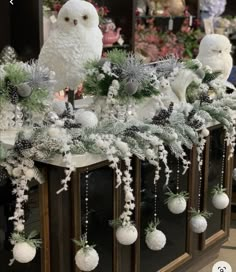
197;34;233;81
38;0;103;91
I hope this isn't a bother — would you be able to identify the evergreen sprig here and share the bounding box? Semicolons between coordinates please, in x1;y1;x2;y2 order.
109;218;123;229
164;188;189;204
10;231;41;248
211;184;227;196
72;235;96;252
106;49;127;65
202;71;222;83
189;208;212;219
145;218;160;234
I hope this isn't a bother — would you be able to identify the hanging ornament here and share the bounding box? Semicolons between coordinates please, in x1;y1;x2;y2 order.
211;141;229;210
165;159;189;214
111;157;137;246
75;110;98;128
190;134;212;233
116;224;138;245
16;83;32;98
145;164;166;250
73;236;99;272
124;80;139;95
10;231;41;264
212;186;229;210
189;209;212;234
145;219;166;251
74;168;99;271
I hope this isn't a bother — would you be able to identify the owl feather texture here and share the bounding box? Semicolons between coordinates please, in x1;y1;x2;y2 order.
38;0;103;91
197;34;233;81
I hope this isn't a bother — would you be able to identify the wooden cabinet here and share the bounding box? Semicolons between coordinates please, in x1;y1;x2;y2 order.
8;125;230;272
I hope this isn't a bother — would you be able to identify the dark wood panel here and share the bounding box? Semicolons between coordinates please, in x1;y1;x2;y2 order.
48;166;73;272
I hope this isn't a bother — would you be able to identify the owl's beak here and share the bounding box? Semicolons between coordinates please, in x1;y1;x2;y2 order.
73;19;78;26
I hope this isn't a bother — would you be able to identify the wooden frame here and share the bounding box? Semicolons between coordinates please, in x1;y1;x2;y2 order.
133;151;195;272
39;181;51;272
71;160;121;272
200;125;233;250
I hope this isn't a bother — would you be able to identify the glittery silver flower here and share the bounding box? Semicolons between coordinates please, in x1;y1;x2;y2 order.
23;60;56;91
149;55;181;79
118;54;154;84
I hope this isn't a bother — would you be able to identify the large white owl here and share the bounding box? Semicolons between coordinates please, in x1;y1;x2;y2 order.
38;0;103;91
197;34;233;81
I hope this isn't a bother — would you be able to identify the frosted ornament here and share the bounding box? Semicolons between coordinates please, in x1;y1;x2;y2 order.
16;83;32;98
190;214;207;233
13;242;36;263
145;228;166;250
75;110;98;128
116;225;138;245
167;196;187;214
212;191;229;210
75;246;99;272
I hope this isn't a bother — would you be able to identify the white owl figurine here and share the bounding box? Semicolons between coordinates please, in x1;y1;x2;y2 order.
38;0;103;91
197;34;233;81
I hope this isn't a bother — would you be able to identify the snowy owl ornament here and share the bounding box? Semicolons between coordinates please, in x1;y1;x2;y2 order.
38;0;103;91
145;220;166;251
197;34;233;81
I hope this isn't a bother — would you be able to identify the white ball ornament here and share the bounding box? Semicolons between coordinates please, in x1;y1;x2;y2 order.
212;192;229;210
145;229;166;250
52;101;73;116
75;247;99;271
116;225;138;245
167;196;187;214
75;110;98;128
190;215;208;233
13;242;36;263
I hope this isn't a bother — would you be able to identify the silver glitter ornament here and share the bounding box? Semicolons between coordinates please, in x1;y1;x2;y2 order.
125;80;139;95
16;83;32;98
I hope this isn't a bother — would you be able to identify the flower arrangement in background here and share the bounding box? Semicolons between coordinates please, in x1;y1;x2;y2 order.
135;18;204;62
87;0;110;24
43;0;64;13
215;16;236;36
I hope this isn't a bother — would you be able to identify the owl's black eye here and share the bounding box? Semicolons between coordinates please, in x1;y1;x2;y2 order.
82;15;88;20
64;17;70;22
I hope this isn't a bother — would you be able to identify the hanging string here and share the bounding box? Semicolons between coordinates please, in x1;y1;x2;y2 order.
220;140;226;189
154;178;158;222
84;167;89;244
197;152;203;212
176;159;180;193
